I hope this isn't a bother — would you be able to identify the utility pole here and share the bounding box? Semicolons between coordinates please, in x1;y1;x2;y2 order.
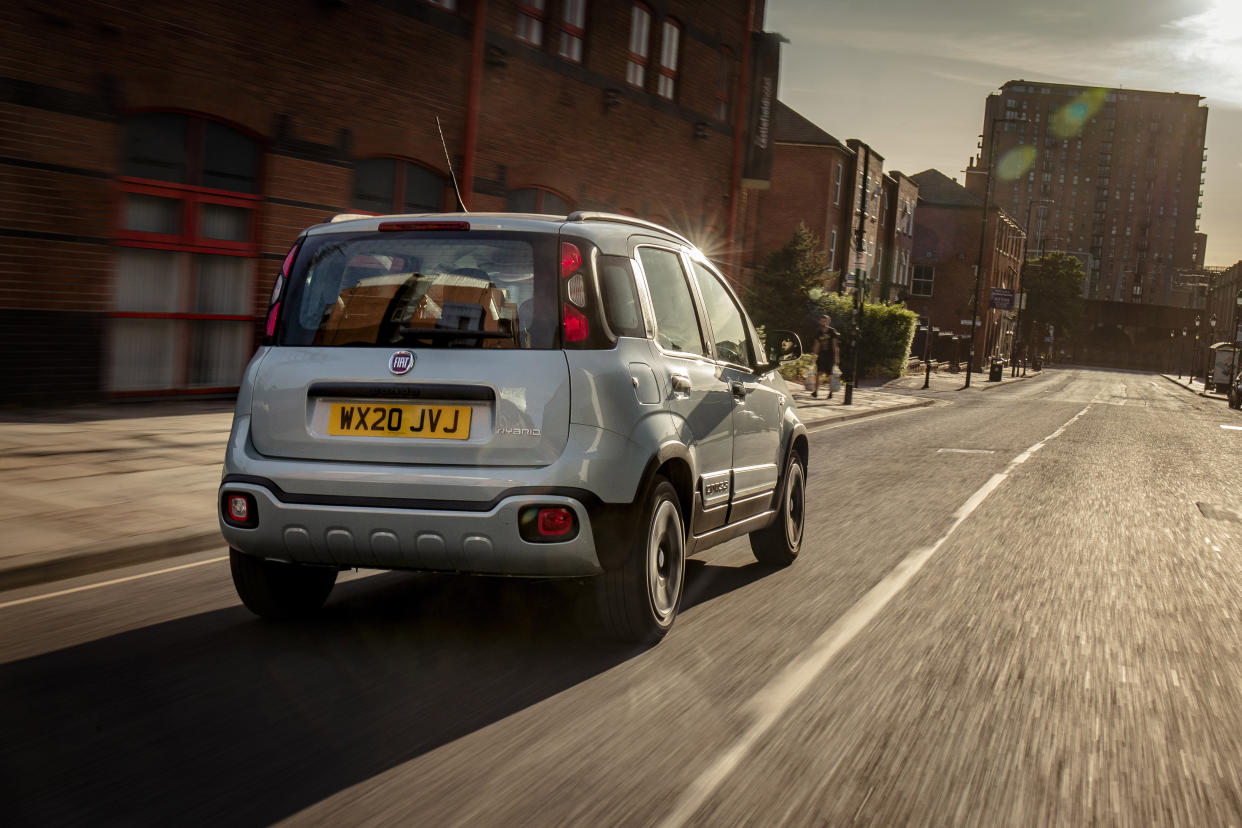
844;144;871;406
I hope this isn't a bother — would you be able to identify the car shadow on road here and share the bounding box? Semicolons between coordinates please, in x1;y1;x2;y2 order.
0;559;773;826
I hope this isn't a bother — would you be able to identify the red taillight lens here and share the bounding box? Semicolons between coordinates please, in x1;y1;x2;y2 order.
537;507;574;537
563;304;589;342
280;244;298;277
264;302;280;338
379;221;470;231
561;242;582;278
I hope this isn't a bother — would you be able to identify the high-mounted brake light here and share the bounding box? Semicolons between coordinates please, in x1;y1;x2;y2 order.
561;242;582;278
563;304;589;342
379;221;470;232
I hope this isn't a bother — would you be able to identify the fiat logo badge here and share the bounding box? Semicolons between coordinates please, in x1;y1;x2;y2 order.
388;350;415;375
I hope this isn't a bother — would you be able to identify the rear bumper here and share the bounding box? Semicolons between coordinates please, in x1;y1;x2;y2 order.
219;481;602;577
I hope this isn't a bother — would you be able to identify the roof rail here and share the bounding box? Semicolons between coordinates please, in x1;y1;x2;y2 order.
564;211;693;248
329;213;373;223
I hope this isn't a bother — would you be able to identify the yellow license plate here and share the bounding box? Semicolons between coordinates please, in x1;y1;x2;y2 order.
328;403;472;440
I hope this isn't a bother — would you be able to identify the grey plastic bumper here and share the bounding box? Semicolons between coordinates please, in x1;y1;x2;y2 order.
219;482;602;577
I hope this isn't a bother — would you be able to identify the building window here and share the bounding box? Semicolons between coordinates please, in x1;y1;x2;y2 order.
557;0;586;63
426;0;457;9
352;158;445;214
656;19;681;100
714;47;735;121
911;265;934;296
834;162;843;205
626;4;651;88
517;0;547;47
506;187;572;215
828;229;837;268
112;113;260;395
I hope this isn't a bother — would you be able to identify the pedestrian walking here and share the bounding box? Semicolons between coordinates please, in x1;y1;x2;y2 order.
809;314;840;399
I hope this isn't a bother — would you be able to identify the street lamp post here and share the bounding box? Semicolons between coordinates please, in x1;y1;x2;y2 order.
1191;315;1201;387
1169;328;1175;376
1182;327;1189;381
1205;313;1217;392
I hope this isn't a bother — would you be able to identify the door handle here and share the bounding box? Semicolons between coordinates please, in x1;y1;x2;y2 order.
670;373;692;395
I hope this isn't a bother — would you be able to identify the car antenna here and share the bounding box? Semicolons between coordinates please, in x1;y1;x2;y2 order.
436;115;469;213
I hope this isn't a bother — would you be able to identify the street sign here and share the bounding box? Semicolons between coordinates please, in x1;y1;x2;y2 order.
989;288;1015;309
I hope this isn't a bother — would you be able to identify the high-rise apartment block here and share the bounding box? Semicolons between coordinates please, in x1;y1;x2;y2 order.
966;80;1208;306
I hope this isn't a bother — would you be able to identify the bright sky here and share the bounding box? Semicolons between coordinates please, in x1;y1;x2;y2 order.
768;0;1242;267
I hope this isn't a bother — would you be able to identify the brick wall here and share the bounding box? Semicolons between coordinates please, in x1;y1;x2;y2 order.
0;0;755;403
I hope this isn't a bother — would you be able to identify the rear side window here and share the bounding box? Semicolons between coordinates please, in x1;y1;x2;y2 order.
638;247;706;356
279;231;558;349
598;255;645;338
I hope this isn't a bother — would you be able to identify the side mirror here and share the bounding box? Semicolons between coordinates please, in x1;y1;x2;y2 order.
765;329;803;365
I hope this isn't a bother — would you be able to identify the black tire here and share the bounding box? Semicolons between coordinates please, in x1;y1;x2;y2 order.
749;452;806;567
597;478;685;645
230;549;338;619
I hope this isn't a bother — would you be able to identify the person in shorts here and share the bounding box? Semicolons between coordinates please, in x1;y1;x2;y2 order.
810;315;839;399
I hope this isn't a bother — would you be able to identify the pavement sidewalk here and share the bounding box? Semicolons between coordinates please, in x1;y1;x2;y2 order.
0;366;1036;592
1159;373;1231;401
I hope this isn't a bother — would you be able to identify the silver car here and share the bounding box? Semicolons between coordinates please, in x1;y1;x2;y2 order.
219;212;808;643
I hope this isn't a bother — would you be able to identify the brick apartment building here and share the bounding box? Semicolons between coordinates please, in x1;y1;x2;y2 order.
906;169;1026;367
965;80;1208;308
1;0;772;403
741;102;917;304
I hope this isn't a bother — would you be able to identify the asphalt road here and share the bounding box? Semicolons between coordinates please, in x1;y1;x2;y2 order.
4;367;1242;826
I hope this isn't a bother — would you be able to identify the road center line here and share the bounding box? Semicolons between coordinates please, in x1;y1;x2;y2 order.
0;556;228;610
659;403;1093;828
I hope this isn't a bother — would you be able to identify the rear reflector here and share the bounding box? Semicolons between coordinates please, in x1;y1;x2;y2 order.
379;221;470;231
561;242;582;277
518;504;580;542
537;507;575;537
563;304;589;342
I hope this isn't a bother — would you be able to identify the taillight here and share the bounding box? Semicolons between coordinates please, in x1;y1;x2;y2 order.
563;304;589;342
264;242;298;345
561;242;582;277
264;302;281;338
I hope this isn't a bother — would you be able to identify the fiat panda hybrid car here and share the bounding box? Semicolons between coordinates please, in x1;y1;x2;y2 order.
219;212;808;643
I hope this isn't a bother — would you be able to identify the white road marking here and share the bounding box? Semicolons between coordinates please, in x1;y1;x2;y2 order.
0;556;228;610
936;448;995;455
1221;425;1242;431
659;403;1093;828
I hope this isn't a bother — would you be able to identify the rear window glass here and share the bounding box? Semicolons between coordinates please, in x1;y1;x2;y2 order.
280;231;558;349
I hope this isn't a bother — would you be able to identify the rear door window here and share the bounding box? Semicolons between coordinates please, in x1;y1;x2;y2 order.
690;261;753;368
280;231;558;349
638;247;707;356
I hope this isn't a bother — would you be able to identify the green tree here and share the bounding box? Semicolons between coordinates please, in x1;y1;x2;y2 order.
747;223;830;345
1022;251;1085;354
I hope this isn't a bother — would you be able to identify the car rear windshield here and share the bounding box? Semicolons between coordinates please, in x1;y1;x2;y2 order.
279;230;559;349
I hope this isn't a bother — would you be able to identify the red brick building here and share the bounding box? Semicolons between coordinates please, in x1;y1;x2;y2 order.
965;80;1207;307
907;169;1026;368
1;0;769;402
741;102;917;302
